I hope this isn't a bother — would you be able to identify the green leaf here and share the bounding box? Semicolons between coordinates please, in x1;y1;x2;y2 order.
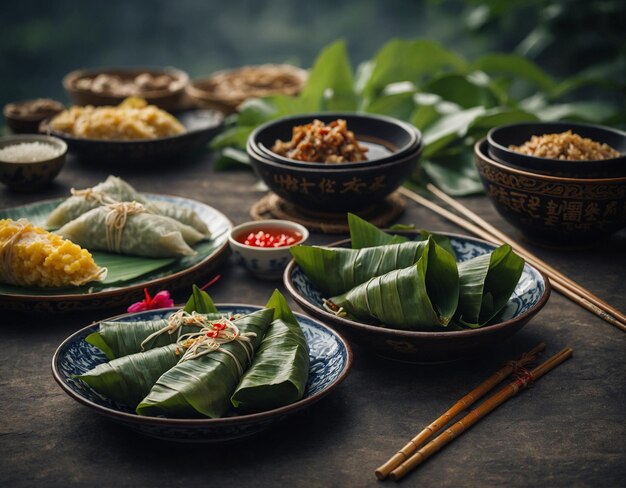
183;284;218;314
87;311;222;358
348;213;408;248
93;252;176;285
297;40;357;112
213;147;251;171
77;344;182;407
290;240;430;297
455;244;525;328
231;290;309;411
328;237;459;330
136;308;275;418
470;53;558;94
209;126;255;150
361;91;417;121
361;39;467;99
422;73;498;109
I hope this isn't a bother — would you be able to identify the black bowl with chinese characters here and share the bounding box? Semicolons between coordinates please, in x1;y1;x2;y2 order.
475;139;626;246
247;139;423;212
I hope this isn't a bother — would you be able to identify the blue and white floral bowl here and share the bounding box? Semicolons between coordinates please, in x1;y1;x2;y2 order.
229;220;309;280
52;305;351;442
283;232;551;363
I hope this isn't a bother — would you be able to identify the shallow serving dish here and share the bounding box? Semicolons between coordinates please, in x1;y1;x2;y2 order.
0;134;67;191
0;194;231;314
52;305;352;442
229;219;309;280
250;112;422;170
487;121;626;178
475;138;626;246
41;109;223;167
63;67;189;110
186;64;307;114
284;231;550;363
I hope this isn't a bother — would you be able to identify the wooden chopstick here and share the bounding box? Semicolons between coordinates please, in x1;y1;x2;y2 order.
388;347;574;481
397;186;626;332
375;343;546;480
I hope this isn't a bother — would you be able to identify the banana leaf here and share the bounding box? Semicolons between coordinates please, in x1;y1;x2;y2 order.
136;307;275;418
290;240;430;297
347;213;455;256
231;290;310;411
183;284;219;314
77;344;182;407
455;244;525;328
327;237;459;330
348;213;408;248
86;311;224;359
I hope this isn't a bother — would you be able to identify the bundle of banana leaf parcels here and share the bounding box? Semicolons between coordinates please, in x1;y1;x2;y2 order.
77;288;309;418
291;215;525;330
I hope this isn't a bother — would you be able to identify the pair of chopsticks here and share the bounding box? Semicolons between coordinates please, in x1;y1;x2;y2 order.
375;343;573;481
398;184;626;332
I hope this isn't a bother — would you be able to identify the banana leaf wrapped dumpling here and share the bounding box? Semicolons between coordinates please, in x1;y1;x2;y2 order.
289;240;430;297
77;344;183;407
136;307;275;418
86;310;225;359
56;202;205;258
231;290;310;411
326;237;460;330
47;175;210;236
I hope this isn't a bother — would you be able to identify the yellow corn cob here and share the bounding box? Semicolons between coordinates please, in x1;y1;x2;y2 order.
0;218;107;287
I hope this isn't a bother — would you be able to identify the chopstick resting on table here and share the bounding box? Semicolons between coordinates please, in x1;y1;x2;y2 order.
397;185;626;332
375;342;546;480
382;346;573;481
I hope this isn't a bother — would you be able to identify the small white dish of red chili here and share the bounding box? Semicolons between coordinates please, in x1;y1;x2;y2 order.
228;219;309;280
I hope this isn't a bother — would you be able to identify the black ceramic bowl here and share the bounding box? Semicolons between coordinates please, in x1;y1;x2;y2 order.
249;113;421;170
487;121;626;178
475;138;626;246
247;139;423;212
41;109;223;168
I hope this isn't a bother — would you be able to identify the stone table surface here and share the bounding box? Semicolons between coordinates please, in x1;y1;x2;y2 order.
0;152;624;488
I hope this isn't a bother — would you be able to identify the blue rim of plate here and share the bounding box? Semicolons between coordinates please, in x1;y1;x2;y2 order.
51;305;352;429
283;231;551;339
0;194;231;302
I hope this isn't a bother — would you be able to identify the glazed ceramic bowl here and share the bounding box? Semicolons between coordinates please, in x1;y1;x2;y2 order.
247;121;423;212
186;64;307;114
283;231;550;363
0;134;67;191
475;139;626;245
487;121;626;178
3;98;64;134
52;305;352;442
229;220;309;280
250;113;422;170
41;109;223;168
63;67;189;110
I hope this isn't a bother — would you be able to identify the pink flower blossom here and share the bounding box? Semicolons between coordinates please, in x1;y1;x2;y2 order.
128;288;174;313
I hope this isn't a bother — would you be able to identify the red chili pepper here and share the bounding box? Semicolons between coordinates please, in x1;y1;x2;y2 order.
213;322;227;330
206;330;219;338
239;229;303;248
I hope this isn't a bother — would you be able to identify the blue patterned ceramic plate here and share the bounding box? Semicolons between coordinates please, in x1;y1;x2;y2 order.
0;194;231;313
52;305;352;442
284;232;551;363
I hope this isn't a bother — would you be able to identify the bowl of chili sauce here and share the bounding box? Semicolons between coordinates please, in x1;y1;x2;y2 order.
229;220;309;280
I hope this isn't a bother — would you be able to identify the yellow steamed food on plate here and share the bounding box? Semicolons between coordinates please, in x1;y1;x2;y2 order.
0;218;107;287
49;97;185;140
